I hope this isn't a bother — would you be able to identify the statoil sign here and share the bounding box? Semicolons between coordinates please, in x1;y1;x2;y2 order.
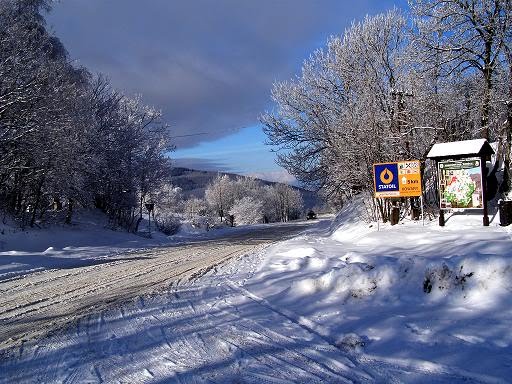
373;160;422;198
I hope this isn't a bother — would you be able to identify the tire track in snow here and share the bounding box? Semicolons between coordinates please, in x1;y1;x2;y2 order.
0;242;268;351
223;279;373;381
1;221;319;382
355;354;510;384
207;296;367;383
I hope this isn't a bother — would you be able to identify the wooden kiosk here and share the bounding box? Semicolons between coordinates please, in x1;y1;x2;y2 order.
427;139;495;227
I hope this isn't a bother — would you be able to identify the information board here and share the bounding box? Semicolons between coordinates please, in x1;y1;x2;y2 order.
438;158;483;209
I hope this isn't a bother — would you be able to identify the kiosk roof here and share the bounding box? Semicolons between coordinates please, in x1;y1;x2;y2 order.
427;139;494;159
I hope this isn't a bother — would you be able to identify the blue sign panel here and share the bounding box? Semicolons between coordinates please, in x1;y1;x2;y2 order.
374;163;399;197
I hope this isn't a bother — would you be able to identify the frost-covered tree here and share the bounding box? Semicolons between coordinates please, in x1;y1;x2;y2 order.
203;175;303;225
261;10;422;201
232;176;262;201
263;184;304;222
262;6;512;208
204;174;234;222
229;196;264;225
410;0;512;140
184;197;208;219
153;185;183;214
0;1;173;229
0;0;91;225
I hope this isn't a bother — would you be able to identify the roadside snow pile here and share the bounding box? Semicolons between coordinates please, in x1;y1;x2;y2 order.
328;197;374;242
173;221;209;236
0;209;172;281
245;204;512;381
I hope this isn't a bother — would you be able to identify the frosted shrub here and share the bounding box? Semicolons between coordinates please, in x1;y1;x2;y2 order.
155;215;181;236
229;197;264;225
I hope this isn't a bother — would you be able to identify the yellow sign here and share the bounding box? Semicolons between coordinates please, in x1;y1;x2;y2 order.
397;160;422;197
373;160;422;198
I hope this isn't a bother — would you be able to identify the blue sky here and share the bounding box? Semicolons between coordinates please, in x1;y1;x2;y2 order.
170;123;299;181
48;0;409;184
172;125;268;171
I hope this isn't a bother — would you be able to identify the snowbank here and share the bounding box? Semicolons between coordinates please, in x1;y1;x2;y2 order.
0;210;175;281
242;202;512;382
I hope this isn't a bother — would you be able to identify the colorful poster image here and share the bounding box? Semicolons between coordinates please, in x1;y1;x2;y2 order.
438;158;483;209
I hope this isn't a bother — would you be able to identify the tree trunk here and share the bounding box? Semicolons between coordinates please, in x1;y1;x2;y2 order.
65;198;74;225
30;189;42;228
481;42;493;140
135;194;144;232
481;74;491;140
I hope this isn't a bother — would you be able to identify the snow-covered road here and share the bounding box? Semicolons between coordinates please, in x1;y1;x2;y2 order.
0;222;311;353
2;211;511;383
1;219;373;384
1;261;369;384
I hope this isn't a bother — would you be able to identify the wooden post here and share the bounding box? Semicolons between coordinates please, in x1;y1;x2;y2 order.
481;156;490;226
421;195;425;226
436;160;445;227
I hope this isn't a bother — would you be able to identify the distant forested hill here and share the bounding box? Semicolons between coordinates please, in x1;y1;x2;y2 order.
170;167;320;209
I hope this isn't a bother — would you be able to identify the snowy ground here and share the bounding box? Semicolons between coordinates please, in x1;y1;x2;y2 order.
1;206;512;383
0;210;293;282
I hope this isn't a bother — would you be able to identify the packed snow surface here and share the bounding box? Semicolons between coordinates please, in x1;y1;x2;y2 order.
1;206;512;383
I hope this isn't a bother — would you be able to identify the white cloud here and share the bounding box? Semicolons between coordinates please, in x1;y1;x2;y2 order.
246;170;298;186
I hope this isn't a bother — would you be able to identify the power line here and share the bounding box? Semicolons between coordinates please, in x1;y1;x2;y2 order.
170;126;251;139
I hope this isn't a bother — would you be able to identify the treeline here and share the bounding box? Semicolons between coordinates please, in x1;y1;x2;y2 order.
261;1;512;213
0;0;172;229
204;175;303;224
152;175;304;234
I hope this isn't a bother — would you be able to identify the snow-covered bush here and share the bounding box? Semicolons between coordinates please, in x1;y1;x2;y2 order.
336;333;368;353
184;198;208;219
155;215;181;236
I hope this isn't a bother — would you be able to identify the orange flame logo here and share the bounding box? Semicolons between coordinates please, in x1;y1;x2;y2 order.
380;168;393;184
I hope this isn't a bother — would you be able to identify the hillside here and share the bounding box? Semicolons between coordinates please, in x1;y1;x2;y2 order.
170;167;320;209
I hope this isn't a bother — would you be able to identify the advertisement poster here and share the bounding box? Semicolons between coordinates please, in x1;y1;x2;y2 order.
438;158;483;209
374;160;422;198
